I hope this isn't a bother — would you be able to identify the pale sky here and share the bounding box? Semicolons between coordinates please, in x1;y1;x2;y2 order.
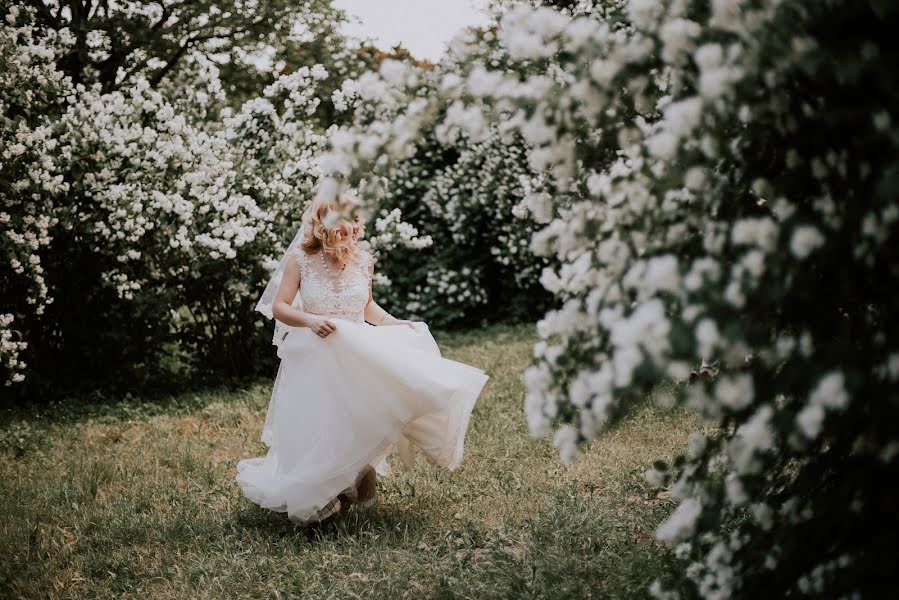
332;0;493;62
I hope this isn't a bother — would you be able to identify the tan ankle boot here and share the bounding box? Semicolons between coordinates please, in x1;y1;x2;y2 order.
355;465;377;508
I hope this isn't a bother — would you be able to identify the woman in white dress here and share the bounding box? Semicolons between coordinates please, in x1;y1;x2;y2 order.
236;194;489;524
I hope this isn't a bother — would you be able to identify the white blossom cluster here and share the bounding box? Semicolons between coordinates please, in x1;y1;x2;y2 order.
422;130;546;288
402;266;489;322
1;9;71;385
362;206;432;299
0;314;28;385
56;65;327;296
366;207;434;253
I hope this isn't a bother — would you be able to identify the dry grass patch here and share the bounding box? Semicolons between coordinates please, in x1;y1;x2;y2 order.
1;324;710;599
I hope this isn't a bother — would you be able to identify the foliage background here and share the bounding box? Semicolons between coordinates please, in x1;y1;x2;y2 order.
3;0;899;598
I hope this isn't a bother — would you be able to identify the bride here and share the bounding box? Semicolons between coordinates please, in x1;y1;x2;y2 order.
236;191;490;524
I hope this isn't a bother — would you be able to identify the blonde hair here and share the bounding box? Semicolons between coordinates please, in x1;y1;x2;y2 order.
300;192;364;263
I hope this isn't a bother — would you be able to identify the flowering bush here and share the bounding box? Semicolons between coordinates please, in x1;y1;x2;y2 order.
1;9;75;388
361;129;550;327
315;0;899;596
0;3;361;392
2;0;546;391
330;52;552;327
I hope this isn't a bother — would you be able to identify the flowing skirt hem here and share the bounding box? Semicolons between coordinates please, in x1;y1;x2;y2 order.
236;432;402;524
235;366;488;524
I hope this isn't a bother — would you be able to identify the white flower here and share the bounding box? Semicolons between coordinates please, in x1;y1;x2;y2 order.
525;192;554;224
379;59;409;87
675;542;692;560
524;392;552;437
880;441;899;463
684;166;706;190
657;497;703;543
647;131;678;161
645;466;666;488
724;280;746;308
498;7;565;60
7;143;26;156
157;104;174;122
649;579;681;600
808;371;849;410
796;403;825;439
729;405;775;474
467;66;504;98
628;0;663;29
660;19;702;64
539;266;561;293
687;431;707;459
710;0;745;33
715;374;754;411
731;217;778;251
553;424;580;464
695;319;720;358
725;474;749;505
694;43;724;71
887;353;899;381
315;176;340;202
793;371;848;440
751;502;774;530
644;254;681;292
667;361;692;381
684;258;720;291
790;225;825;259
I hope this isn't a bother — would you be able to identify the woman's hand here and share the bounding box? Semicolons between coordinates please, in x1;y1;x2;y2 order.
309;315;337;338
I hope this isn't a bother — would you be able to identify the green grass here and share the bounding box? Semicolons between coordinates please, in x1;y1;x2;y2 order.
1;324;708;599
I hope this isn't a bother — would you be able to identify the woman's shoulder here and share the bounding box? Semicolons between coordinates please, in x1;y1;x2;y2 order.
357;246;375;266
289;245;316;267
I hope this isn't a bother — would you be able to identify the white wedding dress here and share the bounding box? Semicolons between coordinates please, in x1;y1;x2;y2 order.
236;244;489;523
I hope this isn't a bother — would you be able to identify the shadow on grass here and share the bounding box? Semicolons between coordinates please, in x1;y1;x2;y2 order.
233;500;436;544
1;374;270;428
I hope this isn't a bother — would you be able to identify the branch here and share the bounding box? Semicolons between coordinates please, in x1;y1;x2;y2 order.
188;25;253;45
147;40;192;88
25;0;60;27
146;26;253;88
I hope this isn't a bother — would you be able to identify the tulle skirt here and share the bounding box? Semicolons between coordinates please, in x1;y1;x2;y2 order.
235;318;489;523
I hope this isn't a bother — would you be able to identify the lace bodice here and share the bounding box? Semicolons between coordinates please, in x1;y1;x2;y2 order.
291;246;373;323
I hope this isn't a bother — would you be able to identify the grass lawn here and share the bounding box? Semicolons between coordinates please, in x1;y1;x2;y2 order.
1;324;708;599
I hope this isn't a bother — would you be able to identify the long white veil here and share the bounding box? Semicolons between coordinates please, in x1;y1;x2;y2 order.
255;220;308;349
255;216;309;446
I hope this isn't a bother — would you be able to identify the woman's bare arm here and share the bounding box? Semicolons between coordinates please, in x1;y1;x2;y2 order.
363;254;412;327
364;297;398;325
